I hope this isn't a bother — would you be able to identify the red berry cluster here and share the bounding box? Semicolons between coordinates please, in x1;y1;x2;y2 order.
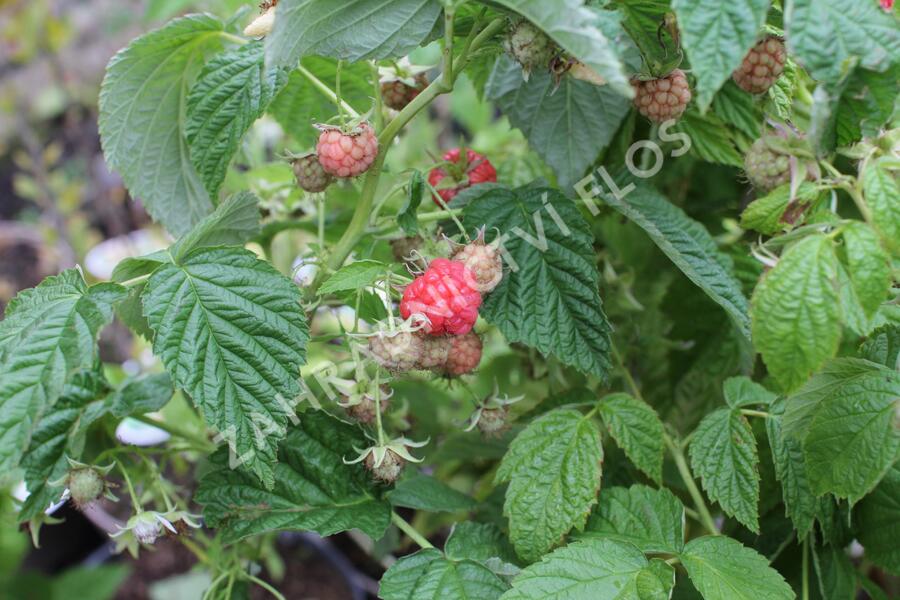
428;148;497;206
632;69;692;123
733;37;786;95
400;257;482;336
315;122;379;178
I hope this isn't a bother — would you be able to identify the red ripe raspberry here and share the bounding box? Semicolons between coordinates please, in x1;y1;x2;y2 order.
315;122;379;178
443;331;483;376
733;37;786;95
400;258;482;336
453;237;503;293
632;69;691;123
381;74;428;111
428;148;497;206
292;153;333;193
415;333;451;370
367;330;424;372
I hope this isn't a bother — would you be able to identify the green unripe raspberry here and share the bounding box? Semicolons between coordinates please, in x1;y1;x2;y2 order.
744;138;792;192
67;467;105;508
504;20;556;76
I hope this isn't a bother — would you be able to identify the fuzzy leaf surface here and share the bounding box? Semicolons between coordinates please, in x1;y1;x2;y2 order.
267;0;442;67
196;411;389;542
680;536;795;600
186;41;287;198
379;548;509;600
751;234;841;391
0;271;123;472
672;0;770;109
495;409;603;562
99;14;225;236
142;247;308;485
689;408;760;531
582;485;685;555
600;180;750;339
598;393;664;483
462;185;612;379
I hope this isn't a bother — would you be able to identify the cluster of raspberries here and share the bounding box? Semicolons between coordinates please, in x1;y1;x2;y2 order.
368;241;503;377
292;122;380;192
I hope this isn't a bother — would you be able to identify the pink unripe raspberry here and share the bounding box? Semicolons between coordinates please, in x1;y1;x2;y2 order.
632;69;692;123
315;122;379;178
443;331;483;376
733;37;786;95
367;330;424;372
400;258;482;336
453;239;503;293
416;333;451;370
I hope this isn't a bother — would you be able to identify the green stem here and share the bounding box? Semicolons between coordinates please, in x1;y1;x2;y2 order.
371;60;385;131
219;32;249;46
117;460;142;510
374;370;386;446
802;536;810;600
335;60;346;126
392;511;434;549
740;409;770;419
132;414;214;453
442;8;455;89
247;574;287;600
664;434;719;536
296;64;360;119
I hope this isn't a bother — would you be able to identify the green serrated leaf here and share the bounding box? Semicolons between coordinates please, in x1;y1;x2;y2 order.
785;0;900;85
599;180;751;339
0;271;124;472
680;536;795;600
380;548;510;600
862;159;900;255
860;322;900;370
723;376;777;409
267;0;442;67
196;411;389;542
462;185;612;379
672;0;769;110
495;409;603;562
491;0;632;97
712;80;763;139
501;538;674;600
751;234;842;392
106;373;174;418
598;393;664;483
19;370;110;521
186;41;286;198
319;260;390;295
766;399;817;537
486;56;630;190
856;462;900;575
836;67;900;146
387;473;477;513
445;522;520;566
689;408;760;532
170;191;262;263
581;485;685;555
802;360;900;503
99;14;226;236
839;222;891;328
142;247;308;486
673;109;744;167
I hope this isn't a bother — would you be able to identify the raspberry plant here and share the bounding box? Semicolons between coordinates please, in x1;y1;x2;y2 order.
3;1;899;599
